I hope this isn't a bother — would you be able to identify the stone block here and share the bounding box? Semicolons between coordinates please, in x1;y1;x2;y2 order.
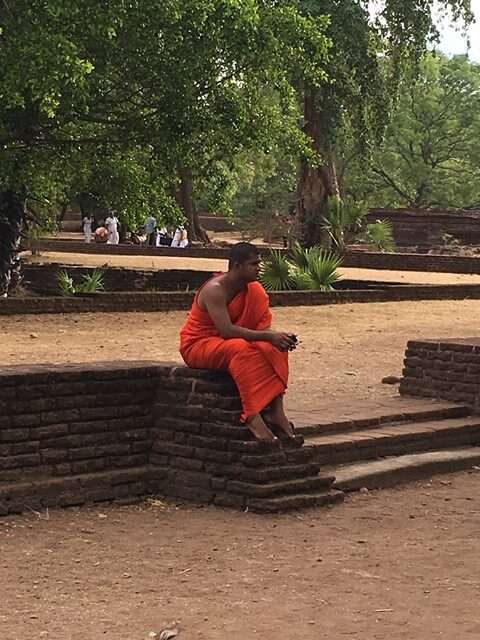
194;448;238;463
0;429;30;443
170;456;204;471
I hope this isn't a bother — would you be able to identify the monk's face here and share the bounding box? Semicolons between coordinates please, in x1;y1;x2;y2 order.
237;255;261;282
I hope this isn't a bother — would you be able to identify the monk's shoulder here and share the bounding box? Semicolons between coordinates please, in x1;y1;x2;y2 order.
249;280;269;300
199;277;227;304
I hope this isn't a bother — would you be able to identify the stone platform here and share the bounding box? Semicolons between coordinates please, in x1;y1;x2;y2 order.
2;348;480;516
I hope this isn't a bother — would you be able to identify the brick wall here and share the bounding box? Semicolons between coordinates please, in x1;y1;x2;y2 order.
343;250;480;274
23;264;213;295
0;362;338;514
400;339;480;410
35;238;480;274
367;208;480;246
3;283;480;315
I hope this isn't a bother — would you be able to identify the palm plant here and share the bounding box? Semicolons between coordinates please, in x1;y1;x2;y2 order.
321;196;367;253
56;268;105;295
260;245;342;291
79;268;105;293
57;269;75;296
301;250;342;290
259;250;293;291
365;220;396;252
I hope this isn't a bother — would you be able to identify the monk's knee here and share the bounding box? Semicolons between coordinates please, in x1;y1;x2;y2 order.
227;338;252;354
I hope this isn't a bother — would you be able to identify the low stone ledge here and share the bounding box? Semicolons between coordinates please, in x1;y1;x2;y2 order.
0;361;340;514
3;283;480;315
400;338;480;410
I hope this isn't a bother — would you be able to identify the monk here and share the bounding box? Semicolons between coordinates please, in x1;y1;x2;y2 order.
180;242;297;442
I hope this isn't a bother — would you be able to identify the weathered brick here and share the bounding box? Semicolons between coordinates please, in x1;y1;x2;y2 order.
30;423;69;439
200;422;250;440
211;477;227;490
170;456;204;471
41;449;69;464
11;414;42;428
213;493;246;509
194;448;238;463
208;408;242;423
188;434;230;451
10;441;40;455
150;453;169;466
109;454;147;468
152;441;195;457
169;470;211;489
0;429;29;443
154;417;200;434
71;459;106;474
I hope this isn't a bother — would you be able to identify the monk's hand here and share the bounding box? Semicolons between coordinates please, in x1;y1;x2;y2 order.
269;331;297;352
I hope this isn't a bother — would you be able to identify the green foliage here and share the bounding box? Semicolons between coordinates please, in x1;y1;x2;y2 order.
57;270;75;297
259;250;294;292
321;197;368;252
260;245;342;291
79;269;105;293
365;221;396;252
56;268;105;296
299;250;343;291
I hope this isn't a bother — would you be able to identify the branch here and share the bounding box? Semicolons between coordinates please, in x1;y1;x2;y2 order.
371;166;415;204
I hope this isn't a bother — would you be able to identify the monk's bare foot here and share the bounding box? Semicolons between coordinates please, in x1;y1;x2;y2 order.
246;414;278;443
262;410;295;439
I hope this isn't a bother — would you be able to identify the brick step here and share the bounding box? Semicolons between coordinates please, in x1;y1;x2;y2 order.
328;447;480;492
226;474;335;499
296;404;470;437
0;466;157;515
247;489;344;513
305;415;480;465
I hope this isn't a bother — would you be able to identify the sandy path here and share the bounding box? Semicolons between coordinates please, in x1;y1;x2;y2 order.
1;472;480;640
2;299;480;413
24;250;480;284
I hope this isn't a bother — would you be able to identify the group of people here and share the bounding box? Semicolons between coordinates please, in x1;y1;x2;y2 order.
82;212;120;245
82;212;188;249
144;215;189;248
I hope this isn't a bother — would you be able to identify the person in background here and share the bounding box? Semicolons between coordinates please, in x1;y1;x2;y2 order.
94;225;109;243
171;225;188;248
82;214;94;243
144;214;157;246
105;211;120;245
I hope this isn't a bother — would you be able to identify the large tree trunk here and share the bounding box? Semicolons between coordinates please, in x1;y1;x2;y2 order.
0;191;25;296
177;166;209;244
296;87;340;247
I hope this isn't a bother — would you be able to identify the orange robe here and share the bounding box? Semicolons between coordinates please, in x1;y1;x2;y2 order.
180;279;288;422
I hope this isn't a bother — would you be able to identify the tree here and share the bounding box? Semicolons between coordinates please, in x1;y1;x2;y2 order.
295;0;473;245
0;0;332;293
366;54;480;208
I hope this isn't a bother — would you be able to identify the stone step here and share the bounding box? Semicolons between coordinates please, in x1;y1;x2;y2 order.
329;447;480;491
247;489;344;513
226;474;335;499
305;415;480;465
297;403;470;437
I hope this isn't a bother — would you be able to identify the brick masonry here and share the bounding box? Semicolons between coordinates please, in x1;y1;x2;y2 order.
367;208;480;247
0;362;340;515
3;283;480;316
23;264;213;295
35;237;480;274
400;338;480;409
343;250;480;274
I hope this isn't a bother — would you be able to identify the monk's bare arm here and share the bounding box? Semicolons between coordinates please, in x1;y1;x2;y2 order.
202;285;295;351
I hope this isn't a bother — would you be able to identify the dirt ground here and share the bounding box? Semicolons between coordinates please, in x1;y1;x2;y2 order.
1;472;480;640
24;250;480;284
2;298;480;413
